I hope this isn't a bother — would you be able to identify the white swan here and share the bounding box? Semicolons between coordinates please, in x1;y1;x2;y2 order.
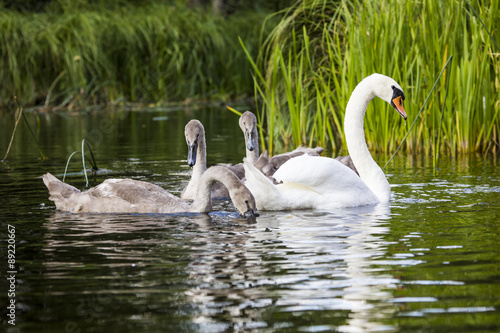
42;166;257;217
243;73;407;210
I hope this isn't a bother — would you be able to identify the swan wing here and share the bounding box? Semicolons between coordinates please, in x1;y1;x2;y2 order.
92;179;189;212
273;155;379;207
243;155;380;210
273;155;361;189
43;173;191;213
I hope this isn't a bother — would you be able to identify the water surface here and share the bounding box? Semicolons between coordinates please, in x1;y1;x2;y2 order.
1;108;499;332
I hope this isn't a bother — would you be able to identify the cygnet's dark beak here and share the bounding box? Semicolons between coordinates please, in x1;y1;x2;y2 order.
187;142;197;167
242;208;259;219
246;130;255;151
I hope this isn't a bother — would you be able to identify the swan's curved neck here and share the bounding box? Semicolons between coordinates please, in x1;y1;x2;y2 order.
190;167;241;213
344;77;390;201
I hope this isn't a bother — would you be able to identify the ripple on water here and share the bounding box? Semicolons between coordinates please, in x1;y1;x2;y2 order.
400;306;496;317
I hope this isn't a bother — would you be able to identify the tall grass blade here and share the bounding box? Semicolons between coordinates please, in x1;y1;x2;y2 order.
62;139;98;184
226;105;243;117
384;56;454;170
63;151;80;182
81;139;89;187
2;97;47;160
45;71;66;108
20;102;47;160
1;99;23;162
434;56;453;171
464;0;500;53
84;139;98;171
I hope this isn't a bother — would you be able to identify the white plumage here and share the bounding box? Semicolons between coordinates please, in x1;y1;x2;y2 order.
244;155;378;210
243;73;407;211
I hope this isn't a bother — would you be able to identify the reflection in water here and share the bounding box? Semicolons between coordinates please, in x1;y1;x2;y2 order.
184;203;400;332
40;204;401;332
41;212;197;332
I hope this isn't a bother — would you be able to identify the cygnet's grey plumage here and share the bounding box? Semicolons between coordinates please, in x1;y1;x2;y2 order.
181;120;231;199
181;117;251;200
239;111;260;164
238;111;324;176
181;112;327;199
42;166;257;217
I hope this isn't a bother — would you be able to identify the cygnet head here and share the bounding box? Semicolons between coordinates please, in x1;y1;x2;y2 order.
229;183;258;219
239;111;258;151
369;73;407;120
185;119;205;167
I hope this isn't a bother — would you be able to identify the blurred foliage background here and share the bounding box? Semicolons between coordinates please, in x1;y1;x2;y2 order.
1;0;498;155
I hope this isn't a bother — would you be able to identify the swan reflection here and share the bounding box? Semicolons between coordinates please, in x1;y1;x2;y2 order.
43;202;398;332
185;203;399;331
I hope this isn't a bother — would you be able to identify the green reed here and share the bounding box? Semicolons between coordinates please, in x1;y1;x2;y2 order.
1;97;46;161
0;0;272;109
63;139;99;186
248;0;499;155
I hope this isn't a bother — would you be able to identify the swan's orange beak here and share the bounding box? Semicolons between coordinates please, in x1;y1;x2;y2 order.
391;96;407;120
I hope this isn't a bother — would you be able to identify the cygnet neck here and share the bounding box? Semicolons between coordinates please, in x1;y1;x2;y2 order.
190;166;242;213
192;134;207;179
246;128;259;164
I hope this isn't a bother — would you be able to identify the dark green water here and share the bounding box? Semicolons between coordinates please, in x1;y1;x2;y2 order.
1;108;499;332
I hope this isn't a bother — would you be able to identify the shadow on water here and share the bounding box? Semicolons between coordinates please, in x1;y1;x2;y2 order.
1;107;499;332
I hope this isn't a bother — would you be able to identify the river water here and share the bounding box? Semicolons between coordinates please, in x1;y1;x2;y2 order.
1;107;499;332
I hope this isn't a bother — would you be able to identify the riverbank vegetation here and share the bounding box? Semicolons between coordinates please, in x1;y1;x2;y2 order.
0;0;281;109
249;0;499;154
1;0;498;155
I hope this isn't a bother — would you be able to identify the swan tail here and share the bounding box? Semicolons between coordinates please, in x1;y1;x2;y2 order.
243;158;280;208
42;173;81;208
